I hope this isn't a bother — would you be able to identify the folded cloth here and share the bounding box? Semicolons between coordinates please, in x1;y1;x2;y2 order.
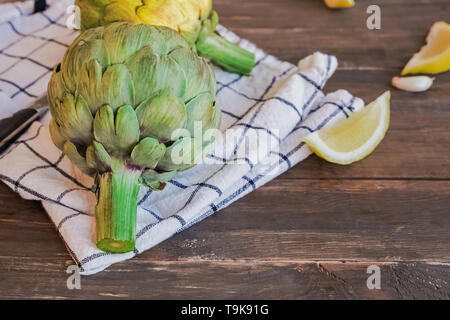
0;0;365;274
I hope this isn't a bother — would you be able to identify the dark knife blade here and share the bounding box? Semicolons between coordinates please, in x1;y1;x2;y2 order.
0;96;48;154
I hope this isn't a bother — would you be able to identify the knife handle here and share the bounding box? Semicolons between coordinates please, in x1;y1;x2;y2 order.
0;109;40;154
34;0;46;13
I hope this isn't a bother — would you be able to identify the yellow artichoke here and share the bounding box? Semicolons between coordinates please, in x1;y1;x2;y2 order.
76;0;255;75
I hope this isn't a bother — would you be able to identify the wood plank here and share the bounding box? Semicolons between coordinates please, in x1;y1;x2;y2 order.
215;0;450;69
156;179;450;263
2;179;450;263
2;255;449;299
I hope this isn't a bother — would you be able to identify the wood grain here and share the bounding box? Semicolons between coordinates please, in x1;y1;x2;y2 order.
2;256;450;299
0;0;449;299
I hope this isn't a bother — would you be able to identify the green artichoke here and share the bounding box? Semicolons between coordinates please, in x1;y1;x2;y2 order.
48;22;220;253
75;0;255;76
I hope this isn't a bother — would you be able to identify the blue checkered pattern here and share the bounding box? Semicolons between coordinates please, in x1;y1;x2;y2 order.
0;0;364;274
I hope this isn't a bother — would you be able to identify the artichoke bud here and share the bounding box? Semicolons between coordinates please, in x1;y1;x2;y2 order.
47;22;219;253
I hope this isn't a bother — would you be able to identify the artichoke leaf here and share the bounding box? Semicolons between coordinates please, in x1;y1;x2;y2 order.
185;92;220;135
93;104;115;151
86;141;112;173
78;0;107;30
125;47;187;103
94;104;139;155
63;141;95;175
135;88;187;142
61;38;108;93
130;137;166;169
142;169;177;190
100;63;135;111
77;59;103;113
153;25;192;54
103;22;170;63
197;10;218;43
169;47;216;100
124;46;157;104
47;64;66;111
53;93;93;145
157;136;203;172
102;1;142;25
49;119;67;151
114;105;140;153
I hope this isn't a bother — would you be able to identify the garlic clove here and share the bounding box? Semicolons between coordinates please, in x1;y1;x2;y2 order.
392;76;435;92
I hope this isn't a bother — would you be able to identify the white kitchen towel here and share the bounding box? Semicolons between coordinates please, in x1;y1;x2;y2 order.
0;0;365;274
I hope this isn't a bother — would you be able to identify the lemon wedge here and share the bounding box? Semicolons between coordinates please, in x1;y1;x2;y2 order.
324;0;355;8
302;91;390;165
402;21;450;75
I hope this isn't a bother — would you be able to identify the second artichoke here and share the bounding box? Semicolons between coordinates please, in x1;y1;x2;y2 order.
75;0;256;76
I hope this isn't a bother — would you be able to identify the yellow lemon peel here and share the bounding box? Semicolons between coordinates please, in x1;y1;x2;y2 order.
324;0;355;9
402;21;450;75
301;91;390;165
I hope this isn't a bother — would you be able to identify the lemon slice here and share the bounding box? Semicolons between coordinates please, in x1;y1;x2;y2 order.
402;21;450;75
324;0;355;8
302;91;390;165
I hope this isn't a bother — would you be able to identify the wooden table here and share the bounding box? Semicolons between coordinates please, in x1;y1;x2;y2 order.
1;0;449;299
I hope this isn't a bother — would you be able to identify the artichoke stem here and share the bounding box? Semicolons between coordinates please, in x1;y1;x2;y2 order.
196;33;255;76
95;166;141;253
